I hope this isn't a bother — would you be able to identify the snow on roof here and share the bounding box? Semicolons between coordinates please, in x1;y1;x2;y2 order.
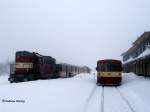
138;47;150;59
123;57;135;64
123;47;150;64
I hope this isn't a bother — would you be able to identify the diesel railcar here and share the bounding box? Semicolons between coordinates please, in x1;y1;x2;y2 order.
96;59;122;86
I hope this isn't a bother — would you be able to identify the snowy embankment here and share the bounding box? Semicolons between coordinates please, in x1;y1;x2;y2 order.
0;73;150;112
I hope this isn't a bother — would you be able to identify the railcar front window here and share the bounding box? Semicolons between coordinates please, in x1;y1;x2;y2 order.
97;63;122;72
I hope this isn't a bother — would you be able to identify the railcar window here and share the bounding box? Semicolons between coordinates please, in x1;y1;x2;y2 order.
97;63;122;72
110;64;122;71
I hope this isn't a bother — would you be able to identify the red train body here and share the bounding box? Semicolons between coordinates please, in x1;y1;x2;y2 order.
96;59;122;86
8;51;91;83
9;51;57;82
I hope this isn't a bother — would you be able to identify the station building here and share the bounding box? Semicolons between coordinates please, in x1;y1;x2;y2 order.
122;32;150;76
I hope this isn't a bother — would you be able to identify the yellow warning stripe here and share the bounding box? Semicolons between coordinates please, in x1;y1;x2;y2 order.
97;72;121;77
15;63;33;69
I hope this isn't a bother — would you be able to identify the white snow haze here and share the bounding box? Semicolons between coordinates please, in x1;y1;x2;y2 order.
0;0;150;68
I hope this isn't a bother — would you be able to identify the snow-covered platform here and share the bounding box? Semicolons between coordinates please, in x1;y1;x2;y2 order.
0;73;150;112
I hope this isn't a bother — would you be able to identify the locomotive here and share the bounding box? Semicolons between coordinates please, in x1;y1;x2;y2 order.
8;51;91;83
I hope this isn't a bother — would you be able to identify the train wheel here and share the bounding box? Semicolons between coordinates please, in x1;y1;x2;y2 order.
10;81;13;83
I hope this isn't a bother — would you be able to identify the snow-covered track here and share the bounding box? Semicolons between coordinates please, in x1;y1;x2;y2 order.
86;85;98;103
115;87;135;112
84;86;104;112
101;86;104;112
104;87;133;112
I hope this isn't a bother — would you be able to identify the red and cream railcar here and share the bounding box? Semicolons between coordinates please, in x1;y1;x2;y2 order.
96;59;122;86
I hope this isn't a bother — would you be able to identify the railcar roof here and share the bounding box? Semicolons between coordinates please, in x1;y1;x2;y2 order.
97;59;121;64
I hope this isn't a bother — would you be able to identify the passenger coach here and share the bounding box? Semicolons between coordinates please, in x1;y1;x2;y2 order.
96;59;122;86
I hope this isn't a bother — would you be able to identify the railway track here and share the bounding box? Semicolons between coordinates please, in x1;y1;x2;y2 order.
84;85;104;112
104;87;135;112
84;86;135;112
100;86;104;112
115;87;135;112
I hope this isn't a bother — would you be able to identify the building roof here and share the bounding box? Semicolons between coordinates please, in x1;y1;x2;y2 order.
123;47;150;64
126;45;137;54
122;31;150;57
133;31;150;45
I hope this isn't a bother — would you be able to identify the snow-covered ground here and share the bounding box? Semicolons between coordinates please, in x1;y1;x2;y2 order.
119;73;150;112
0;75;10;85
0;73;150;112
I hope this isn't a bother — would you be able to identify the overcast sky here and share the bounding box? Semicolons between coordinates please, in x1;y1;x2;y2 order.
0;0;150;68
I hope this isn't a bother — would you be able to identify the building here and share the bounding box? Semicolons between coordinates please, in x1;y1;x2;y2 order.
122;32;150;76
